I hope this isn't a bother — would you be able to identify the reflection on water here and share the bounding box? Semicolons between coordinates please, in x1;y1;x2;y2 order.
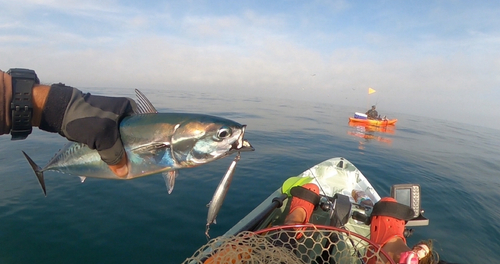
347;121;395;148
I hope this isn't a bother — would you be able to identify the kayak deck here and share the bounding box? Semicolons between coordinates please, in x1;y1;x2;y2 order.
226;157;380;238
183;157;405;264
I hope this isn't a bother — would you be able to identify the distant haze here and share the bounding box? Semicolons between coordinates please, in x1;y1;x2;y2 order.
1;1;499;130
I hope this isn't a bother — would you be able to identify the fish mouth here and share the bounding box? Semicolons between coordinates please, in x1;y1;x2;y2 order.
230;125;254;152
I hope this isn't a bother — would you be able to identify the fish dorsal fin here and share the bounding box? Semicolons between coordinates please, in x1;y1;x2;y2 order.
162;170;177;194
130;142;170;154
134;89;158;114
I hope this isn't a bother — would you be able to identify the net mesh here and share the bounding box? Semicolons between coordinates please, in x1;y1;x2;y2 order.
183;225;395;264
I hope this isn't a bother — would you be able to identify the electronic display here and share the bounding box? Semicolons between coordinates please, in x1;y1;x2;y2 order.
391;184;421;218
395;188;411;207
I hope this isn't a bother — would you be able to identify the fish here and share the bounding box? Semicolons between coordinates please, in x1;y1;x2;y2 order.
23;89;254;196
205;152;241;239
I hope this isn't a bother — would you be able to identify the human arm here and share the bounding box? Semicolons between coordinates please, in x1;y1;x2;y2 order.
1;69;133;177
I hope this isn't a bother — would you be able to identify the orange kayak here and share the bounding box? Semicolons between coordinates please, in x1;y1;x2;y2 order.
348;117;397;126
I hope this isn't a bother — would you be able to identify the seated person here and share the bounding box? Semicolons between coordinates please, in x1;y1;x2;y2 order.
370;197;438;264
285;188;439;263
366;105;379;119
284;183;320;226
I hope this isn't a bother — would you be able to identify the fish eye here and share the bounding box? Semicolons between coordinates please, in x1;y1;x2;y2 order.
217;126;232;139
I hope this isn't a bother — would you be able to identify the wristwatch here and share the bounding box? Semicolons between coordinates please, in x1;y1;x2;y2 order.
7;68;40;140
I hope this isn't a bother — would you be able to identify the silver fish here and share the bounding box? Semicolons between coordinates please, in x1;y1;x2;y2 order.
23;89;254;196
205;152;241;239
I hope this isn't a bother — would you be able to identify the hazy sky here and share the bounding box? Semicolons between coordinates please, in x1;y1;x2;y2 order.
1;0;499;130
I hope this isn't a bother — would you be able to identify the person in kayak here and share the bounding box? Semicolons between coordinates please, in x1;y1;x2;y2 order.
284;187;443;263
1;68;135;178
284;183;320;227
202;183;321;263
285;191;455;264
366;105;380;119
369;197;447;264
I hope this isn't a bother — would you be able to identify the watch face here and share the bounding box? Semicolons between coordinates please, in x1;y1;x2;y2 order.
9;68;38;140
8;68;40;83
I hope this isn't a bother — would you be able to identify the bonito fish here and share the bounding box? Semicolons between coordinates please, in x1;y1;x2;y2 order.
23;89;254;196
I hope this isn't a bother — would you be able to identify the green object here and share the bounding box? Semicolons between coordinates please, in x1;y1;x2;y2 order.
281;176;313;196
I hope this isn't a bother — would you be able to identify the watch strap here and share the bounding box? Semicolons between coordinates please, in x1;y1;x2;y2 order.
8;68;40;140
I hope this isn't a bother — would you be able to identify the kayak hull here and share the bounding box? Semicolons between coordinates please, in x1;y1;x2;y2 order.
349;117;397;126
225;157;380;237
183;157;429;264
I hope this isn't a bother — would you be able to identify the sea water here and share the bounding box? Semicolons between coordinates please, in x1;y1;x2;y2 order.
0;88;499;263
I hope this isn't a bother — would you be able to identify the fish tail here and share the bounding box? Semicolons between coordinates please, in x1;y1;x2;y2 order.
205;224;211;240
22;151;47;196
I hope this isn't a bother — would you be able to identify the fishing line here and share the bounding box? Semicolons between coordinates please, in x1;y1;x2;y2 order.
308;168;327;195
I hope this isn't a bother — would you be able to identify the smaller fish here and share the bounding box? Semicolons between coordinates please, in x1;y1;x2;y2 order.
205;152;241;239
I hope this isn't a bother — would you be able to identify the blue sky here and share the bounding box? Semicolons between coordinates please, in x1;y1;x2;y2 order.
1;0;499;129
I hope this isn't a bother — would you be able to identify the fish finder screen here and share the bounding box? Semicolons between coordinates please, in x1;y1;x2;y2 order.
395;188;411;207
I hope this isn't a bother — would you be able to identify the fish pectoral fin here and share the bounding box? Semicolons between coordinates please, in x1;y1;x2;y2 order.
131;143;170;155
79;176;87;183
162;170;177;194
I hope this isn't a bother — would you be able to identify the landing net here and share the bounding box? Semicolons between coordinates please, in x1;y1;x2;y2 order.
183;224;395;264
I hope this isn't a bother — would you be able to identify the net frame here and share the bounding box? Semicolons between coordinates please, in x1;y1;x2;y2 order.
183;224;395;264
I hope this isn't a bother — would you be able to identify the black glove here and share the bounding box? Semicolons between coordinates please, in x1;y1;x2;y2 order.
39;83;136;165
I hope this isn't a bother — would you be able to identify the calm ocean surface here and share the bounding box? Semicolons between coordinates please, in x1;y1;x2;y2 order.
1;88;499;264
